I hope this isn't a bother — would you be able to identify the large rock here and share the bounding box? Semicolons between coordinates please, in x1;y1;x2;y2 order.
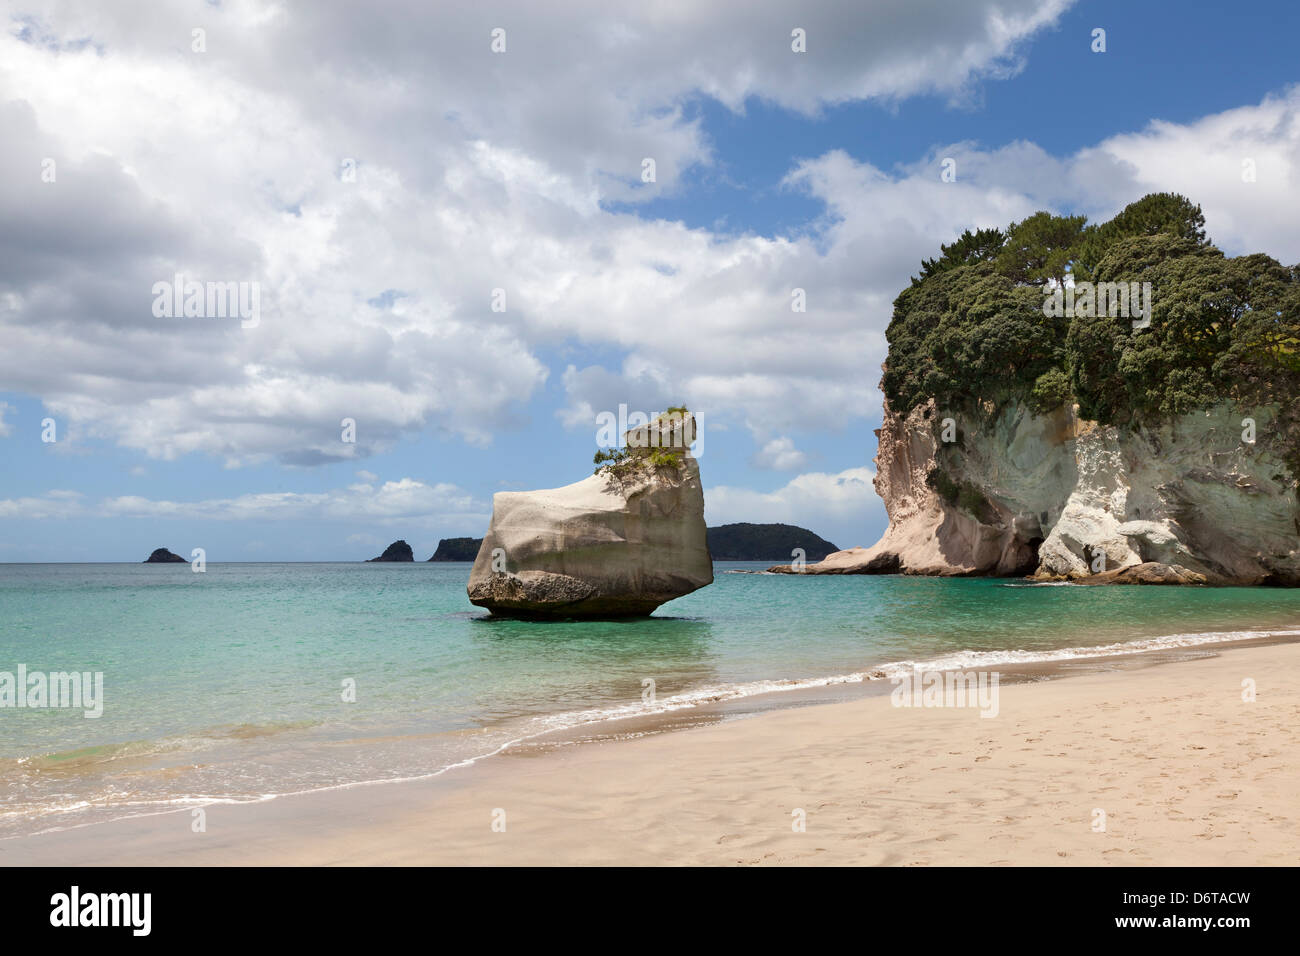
780;392;1299;585
468;414;713;616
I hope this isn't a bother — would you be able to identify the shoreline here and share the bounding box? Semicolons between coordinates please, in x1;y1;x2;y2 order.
3;633;1298;866
4;621;1298;843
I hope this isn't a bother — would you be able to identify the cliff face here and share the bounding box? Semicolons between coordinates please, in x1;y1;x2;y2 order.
787;398;1300;584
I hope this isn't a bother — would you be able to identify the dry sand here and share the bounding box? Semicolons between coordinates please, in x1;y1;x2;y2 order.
5;639;1298;866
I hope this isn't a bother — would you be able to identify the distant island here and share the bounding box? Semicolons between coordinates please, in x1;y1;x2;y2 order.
428;537;483;561
367;540;414;562
706;523;838;561
422;525;840;563
143;548;187;563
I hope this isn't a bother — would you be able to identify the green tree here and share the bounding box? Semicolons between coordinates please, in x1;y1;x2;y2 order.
995;211;1086;288
887;193;1299;472
914;227;1005;283
1073;192;1208;280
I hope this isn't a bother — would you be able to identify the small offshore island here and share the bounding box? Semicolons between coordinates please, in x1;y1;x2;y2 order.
428;537;482;561
143;548;186;563
707;523;838;561
421;527;836;563
367;540;414;562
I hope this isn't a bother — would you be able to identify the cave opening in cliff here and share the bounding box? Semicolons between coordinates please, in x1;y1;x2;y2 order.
1014;536;1045;576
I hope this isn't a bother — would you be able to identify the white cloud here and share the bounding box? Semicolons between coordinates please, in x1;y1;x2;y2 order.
0;0;1074;468
706;466;881;532
99;478;484;526
909;86;1300;263
0;489;84;519
1079;87;1300;262
3;1;1296;483
0;401;11;437
751;436;808;470
0;478;485;528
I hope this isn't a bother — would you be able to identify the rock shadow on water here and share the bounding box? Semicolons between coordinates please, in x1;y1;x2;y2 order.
469;612;715;659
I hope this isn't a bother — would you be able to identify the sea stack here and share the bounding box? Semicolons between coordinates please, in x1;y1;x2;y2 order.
468;410;713;617
770;198;1300;585
368;540;414;562
143;548;187;563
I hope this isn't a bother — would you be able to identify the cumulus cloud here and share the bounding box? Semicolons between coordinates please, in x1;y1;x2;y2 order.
1077;87;1300;262
3;0;1296;490
0;0;1076;469
0;478;485;527
0;489;84;519
908;85;1300;262
706;466;880;530
0;401;11;437
751;436;808;470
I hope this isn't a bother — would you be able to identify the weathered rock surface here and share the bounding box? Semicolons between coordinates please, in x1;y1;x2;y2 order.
777;396;1299;585
368;540;414;562
468;414;713;616
1063;562;1208;586
144;548;187;563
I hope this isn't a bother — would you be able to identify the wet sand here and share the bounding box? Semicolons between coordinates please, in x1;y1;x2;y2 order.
3;637;1297;866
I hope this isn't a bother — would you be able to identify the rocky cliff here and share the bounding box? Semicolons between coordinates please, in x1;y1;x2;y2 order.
468;412;713;616
774;194;1300;585
777;397;1300;584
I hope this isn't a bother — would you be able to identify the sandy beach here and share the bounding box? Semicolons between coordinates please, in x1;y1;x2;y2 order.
4;638;1297;867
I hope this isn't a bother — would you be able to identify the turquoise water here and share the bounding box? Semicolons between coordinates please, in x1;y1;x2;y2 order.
2;561;1300;837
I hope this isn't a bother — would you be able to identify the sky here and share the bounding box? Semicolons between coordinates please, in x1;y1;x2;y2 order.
2;0;1299;562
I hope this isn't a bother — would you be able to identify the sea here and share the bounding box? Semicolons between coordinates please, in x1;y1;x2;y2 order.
2;560;1299;840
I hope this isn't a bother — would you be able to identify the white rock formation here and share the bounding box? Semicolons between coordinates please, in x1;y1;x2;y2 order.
774;398;1299;585
468;414;713;615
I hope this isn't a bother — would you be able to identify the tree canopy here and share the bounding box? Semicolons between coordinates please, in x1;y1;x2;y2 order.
885;194;1299;453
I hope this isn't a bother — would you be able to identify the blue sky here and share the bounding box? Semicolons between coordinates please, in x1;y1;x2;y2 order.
2;0;1299;561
